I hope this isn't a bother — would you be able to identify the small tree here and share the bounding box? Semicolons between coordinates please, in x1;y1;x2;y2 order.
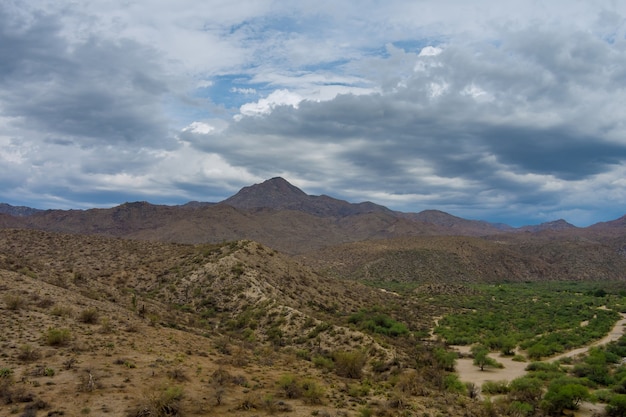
471;344;502;371
509;376;543;404
333;350;367;379
434;347;457;371
540;377;589;416
607;394;626;417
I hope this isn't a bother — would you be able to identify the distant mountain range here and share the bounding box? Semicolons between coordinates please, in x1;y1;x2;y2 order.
0;177;622;253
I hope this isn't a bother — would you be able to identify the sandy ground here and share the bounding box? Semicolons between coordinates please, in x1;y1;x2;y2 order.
453;313;626;416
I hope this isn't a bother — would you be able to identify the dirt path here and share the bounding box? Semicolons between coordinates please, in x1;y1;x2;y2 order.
550;313;626;361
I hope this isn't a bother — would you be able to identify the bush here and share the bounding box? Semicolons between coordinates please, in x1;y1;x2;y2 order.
312;355;334;372
301;379;325;404
44;328;71;346
394;370;423;396
135;385;184;417
278;374;302;399
79;308;99;324
508;376;543;404
540;377;590;415
508;401;534;417
607;394;626;417
277;374;324;404
4;294;26;310
17;345;40;362
333;351;367;379
482;380;509;395
444;374;466;393
50;305;73;317
348;309;409;337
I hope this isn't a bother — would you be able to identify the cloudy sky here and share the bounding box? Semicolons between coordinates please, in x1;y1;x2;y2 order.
2;1;626;226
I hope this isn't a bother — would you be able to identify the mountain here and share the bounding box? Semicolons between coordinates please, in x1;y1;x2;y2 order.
398;209;511;234
222;177;393;217
586;214;626;236
518;219;578;233
0;177;624;255
0;202;42;216
300;233;626;284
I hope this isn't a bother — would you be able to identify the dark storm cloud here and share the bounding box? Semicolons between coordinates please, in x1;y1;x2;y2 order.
0;6;174;148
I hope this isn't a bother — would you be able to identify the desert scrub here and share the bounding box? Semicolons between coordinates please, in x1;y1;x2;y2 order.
333;350;367;379
4;293;26;310
17;344;40;362
78;307;100;324
44;327;71;346
278;374;302;399
50;305;73;317
142;385;184;417
312;355;334;372
348;308;409;337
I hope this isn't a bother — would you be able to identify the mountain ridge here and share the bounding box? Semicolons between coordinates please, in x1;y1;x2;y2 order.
0;177;624;254
1;176;600;228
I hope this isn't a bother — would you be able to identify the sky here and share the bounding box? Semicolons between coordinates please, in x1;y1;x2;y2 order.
2;1;626;227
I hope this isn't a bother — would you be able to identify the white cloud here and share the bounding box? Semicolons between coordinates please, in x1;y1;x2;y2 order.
183;121;215;134
237;89;303;118
230;87;257;94
419;46;443;57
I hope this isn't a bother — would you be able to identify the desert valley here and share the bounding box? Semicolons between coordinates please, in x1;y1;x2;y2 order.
2;177;626;417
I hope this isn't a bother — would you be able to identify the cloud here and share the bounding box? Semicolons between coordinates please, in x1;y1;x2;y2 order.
187;17;626;225
2;1;626;227
238;89;303;117
0;6;177;148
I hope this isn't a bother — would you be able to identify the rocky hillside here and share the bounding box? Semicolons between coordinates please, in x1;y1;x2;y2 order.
0;228;486;417
300;234;626;285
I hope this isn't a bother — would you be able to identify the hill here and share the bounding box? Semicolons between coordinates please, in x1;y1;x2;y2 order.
0;228;480;416
299;234;626;285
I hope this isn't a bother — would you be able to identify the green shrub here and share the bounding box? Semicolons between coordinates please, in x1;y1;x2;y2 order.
508;401;534;417
444;374;466;393
540;377;590;415
301;379;325;404
278;374;302;399
333;350;367;379
481;380;509;395
607;394;626;417
312;355;334;372
348;309;409;337
358;406;373;417
508;376;543;404
44;328;71;346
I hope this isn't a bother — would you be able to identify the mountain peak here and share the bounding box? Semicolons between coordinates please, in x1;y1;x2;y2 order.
519;219;577;232
221;177;390;217
221;177;307;210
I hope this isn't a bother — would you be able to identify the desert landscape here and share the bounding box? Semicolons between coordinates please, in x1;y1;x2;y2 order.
2;178;626;417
